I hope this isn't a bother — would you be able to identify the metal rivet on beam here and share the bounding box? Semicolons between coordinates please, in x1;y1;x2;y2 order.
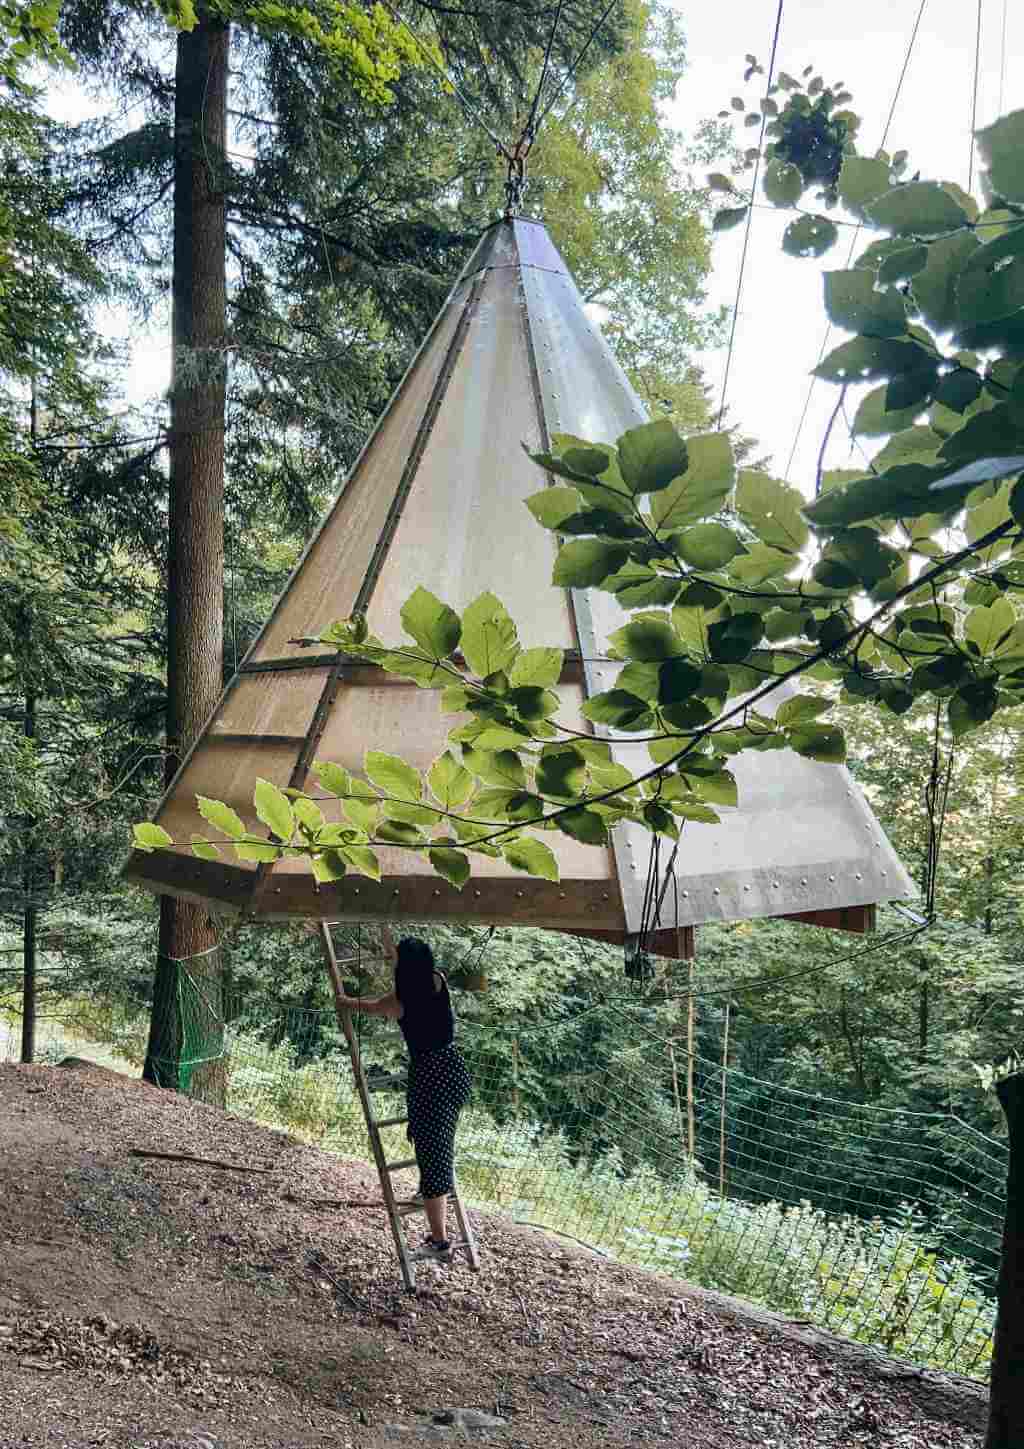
433;889;441;897
829;874;836;883
855;873;862;881
800;878;808;886
713;888;720;896
743;885;750;892
772;881;779;889
681;891;689;899
474;890;482;898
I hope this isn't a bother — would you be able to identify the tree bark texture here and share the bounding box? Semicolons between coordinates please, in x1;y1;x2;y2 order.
985;1073;1024;1449
144;14;229;1104
20;691;37;1064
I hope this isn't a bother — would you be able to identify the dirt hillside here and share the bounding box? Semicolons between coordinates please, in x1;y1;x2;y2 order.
0;1062;989;1448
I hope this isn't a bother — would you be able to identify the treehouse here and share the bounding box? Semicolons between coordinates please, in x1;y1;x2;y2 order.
126;216;915;956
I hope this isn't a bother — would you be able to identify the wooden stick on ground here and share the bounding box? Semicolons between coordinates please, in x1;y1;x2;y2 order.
129;1148;277;1174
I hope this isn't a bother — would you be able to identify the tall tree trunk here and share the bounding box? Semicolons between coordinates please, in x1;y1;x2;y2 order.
20;690;37;1065
143;13;229;1104
986;1073;1024;1449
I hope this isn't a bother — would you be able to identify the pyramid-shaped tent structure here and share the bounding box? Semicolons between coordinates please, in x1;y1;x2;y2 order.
126;218;915;954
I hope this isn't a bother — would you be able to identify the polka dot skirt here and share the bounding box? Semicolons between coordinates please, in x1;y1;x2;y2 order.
406;1042;472;1199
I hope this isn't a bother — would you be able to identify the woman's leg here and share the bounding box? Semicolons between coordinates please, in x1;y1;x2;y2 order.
424;1194;448;1242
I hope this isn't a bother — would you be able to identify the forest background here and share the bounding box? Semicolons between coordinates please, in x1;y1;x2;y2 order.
1;0;1023;1376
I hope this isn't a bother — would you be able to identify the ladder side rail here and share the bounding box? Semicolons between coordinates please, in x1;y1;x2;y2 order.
319;922;418;1293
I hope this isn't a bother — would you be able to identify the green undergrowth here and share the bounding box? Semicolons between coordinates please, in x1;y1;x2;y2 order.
1;1000;996;1380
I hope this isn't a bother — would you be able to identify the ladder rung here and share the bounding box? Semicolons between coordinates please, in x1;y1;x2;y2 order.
396;1201;425;1217
365;1075;407;1092
385;1157;417;1173
375;1114;408;1130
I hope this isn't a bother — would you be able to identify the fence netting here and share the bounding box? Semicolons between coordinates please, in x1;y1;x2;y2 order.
0;961;1004;1382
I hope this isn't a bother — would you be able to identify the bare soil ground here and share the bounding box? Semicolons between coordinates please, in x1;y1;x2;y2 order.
0;1062;989;1449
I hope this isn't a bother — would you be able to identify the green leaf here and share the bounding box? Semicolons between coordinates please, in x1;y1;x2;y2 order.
728;543;794;584
254;778;294;842
608;616;683;661
428;848;470;889
762;159;803;207
676;523;743;570
428;751;475;810
339;845;382;881
460;593;519;677
525;487;583;530
603;563;681;608
965;598;1016;655
536;746;587;799
552;539;630;588
838;154;892;215
935;369;984;414
557;808;608;845
776;694;831;727
865;182;969;236
851;385;924;437
364;750;422;803
976;110;1024;203
736;471;808;553
782;214;838;258
134;822;173;851
234;838;282;863
471;725;531;751
824;269;908;338
342;797;378;833
581;690;653;730
948;680;998;738
509;647;563;688
375;820;426;846
189;836;221;860
787;724;846;763
659;657;704;703
293;797;326;836
400;586;461;658
911;233;980;334
503;836;559;881
649;433;736;530
707;612;762;663
196;795;247;840
678;765;737;807
560;445;613;476
713;206;748;232
877;244;928;284
462;746;527;789
814;337;929;384
312;851;347;883
815;528;903;591
617;419;689;494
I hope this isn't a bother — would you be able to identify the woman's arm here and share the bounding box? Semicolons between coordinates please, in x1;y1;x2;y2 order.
337;991;402;1019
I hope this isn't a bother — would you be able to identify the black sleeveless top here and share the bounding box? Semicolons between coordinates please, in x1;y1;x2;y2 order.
398;972;455;1060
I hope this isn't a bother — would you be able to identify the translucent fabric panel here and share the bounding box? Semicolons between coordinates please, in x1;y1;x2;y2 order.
366;261;577;652
208;669;327;739
277;677;614;884
156;740;301;866
610;683;916;930
522;259;645;661
249;301;464;663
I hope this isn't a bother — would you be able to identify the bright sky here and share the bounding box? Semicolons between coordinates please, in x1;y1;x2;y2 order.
670;0;1021;492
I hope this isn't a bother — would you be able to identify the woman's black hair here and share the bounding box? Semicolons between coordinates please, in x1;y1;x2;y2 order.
394;936;437;1007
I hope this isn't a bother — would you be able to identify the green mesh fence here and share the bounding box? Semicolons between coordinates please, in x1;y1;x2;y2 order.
0;968;1004;1381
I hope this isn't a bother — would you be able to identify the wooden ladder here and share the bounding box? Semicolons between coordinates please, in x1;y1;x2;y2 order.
319;922;480;1294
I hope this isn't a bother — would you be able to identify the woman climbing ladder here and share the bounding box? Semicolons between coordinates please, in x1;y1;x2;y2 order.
335;936;472;1261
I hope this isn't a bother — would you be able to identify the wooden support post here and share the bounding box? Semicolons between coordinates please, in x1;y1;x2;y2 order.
669;1041;684;1148
719;1001;730;1199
